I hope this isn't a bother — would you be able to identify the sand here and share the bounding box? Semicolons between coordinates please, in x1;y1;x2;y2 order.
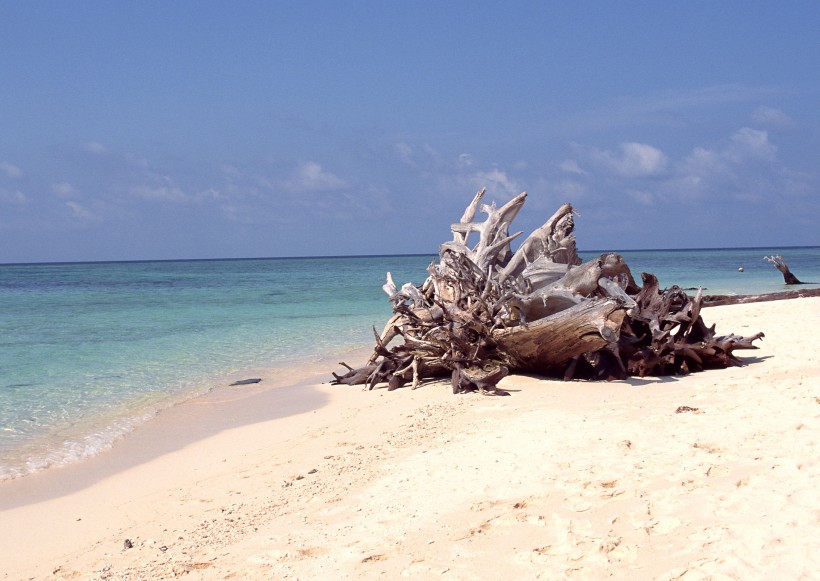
1;297;818;580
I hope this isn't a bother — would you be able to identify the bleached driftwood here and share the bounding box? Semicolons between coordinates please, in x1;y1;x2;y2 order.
332;190;764;394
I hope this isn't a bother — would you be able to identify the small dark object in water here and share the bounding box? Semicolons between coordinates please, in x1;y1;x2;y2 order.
675;405;700;414
230;378;262;386
123;539;133;549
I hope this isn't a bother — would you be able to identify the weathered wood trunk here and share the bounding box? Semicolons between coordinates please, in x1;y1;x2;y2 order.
703;287;820;307
332;190;765;394
493;298;626;373
764;255;803;285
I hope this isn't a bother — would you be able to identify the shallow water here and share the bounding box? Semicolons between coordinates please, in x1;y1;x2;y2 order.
1;248;818;480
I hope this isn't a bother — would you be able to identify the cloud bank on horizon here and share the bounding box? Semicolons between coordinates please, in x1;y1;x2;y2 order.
1;3;818;263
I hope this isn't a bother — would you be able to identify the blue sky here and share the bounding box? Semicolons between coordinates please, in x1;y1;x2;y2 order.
1;2;818;263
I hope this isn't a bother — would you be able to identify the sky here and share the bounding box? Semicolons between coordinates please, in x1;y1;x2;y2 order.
1;2;819;263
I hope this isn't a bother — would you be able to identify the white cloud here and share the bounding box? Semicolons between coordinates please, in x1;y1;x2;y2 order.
668;127;785;202
0;161;23;179
393;141;442;169
620;143;669;176
220;204;239;221
679;146;729;180
220;164;242;178
633;84;783;114
0;188;26;204
727;127;777;162
201;187;222;200
563;84;782;135
751;106;796;129
579;142;669;177
52;182;77;198
561;126;791;208
83;142;109;155
130;184;188;202
66;201;95;220
671;146;735;200
453;167;521;200
779;167;814;198
552;178;588;202
283;162;346;193
124;153;149;167
458;153;475;167
628;189;655;205
477;168;519;197
253;175;276;190
560;159;586;175
394;142;415;166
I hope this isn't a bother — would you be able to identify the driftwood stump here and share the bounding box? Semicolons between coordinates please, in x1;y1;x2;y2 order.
332;190;764;393
764;255;803;285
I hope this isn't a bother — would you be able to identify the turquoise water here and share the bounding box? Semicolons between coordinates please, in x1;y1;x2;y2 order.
0;256;433;480
1;248;818;480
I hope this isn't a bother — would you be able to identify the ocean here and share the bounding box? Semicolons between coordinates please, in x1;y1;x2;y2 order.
1;247;818;481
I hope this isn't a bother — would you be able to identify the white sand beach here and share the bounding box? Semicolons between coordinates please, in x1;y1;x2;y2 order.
1;297;818;580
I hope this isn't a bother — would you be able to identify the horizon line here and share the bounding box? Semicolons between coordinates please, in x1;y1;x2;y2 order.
2;244;819;267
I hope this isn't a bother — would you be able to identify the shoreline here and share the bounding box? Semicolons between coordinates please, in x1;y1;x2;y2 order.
2;298;818;579
0;344;375;508
0;342;375;485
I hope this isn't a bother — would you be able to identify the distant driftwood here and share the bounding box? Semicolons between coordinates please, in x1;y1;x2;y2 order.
764;255;804;285
703;254;820;307
702;254;819;305
703;287;820;307
332;190;766;395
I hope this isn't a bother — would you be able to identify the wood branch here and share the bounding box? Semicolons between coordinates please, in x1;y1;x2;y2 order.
453;188;486;245
519;257;570;289
515;253;639;320
448;191;529;270
702;287;820;307
501;202;581;281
